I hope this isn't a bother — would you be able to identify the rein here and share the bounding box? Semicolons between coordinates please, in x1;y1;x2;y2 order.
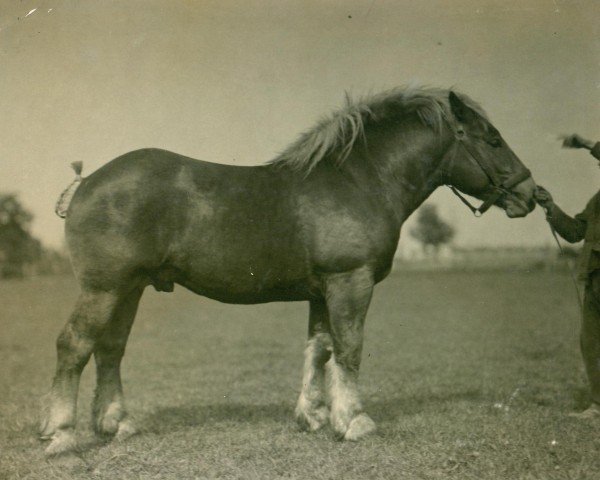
443;132;532;217
538;203;584;312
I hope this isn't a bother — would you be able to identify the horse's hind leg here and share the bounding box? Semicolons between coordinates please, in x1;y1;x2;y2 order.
295;298;332;431
40;290;122;455
324;267;376;441
92;287;144;439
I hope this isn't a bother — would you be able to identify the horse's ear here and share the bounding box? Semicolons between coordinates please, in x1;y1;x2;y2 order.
449;91;477;124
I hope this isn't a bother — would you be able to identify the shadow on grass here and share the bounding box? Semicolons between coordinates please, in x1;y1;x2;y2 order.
142;388;484;434
368;389;485;422
62;386;591;454
143;402;295;434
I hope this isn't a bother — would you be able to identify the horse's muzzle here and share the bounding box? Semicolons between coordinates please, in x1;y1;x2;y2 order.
504;196;536;218
502;176;537;218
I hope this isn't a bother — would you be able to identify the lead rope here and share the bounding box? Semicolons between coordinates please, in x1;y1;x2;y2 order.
540;204;584;312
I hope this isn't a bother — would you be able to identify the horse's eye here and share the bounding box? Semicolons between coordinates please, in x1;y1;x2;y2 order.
488;137;502;148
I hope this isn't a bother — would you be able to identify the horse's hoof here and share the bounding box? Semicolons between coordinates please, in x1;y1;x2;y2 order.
94;401;125;435
115;418;138;441
39;396;73;440
44;428;77;456
344;413;376;441
39;400;56;439
39;421;54;440
295;405;329;432
95;411;138;441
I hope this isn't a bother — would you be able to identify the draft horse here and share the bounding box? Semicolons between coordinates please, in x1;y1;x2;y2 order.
41;88;537;454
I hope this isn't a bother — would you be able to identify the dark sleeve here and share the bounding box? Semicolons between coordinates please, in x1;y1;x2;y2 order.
546;204;587;243
591;142;600;160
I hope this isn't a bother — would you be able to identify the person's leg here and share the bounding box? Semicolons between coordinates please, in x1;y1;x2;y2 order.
572;270;600;418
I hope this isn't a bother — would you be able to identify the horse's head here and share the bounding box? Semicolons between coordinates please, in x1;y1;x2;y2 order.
442;92;536;218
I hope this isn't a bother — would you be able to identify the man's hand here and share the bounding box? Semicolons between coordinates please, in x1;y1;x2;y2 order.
533;185;554;211
560;134;594;150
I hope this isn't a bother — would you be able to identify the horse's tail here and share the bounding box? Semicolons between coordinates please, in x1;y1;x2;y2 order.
55;161;84;219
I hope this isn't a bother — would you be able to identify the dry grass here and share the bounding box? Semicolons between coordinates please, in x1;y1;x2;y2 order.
1;270;599;479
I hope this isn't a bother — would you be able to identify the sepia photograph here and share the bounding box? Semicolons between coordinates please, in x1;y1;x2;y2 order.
0;0;598;478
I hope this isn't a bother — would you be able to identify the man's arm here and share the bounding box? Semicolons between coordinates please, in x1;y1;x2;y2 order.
562;134;600;160
591;142;600;160
546;204;587;243
534;186;587;243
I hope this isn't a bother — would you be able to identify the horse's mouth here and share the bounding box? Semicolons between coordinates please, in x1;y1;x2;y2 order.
503;194;536;218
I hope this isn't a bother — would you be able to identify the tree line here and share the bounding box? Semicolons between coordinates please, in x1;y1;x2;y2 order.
0;194;70;278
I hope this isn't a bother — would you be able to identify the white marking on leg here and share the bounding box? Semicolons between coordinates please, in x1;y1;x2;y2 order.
40;395;74;439
44;429;77;456
295;333;331;430
327;356;376;439
345;413;376;441
99;401;124;434
115;418;138;441
301;337;325;403
326;354;362;435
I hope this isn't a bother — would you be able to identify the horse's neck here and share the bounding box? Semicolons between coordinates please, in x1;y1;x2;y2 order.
360;124;453;224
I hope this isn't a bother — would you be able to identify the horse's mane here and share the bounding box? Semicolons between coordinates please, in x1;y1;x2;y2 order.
269;86;487;174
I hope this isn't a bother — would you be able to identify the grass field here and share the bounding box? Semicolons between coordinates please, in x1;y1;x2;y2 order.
1;270;599;479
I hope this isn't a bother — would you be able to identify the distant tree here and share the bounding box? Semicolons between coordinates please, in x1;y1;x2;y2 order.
0;194;42;277
410;204;455;256
36;247;72;275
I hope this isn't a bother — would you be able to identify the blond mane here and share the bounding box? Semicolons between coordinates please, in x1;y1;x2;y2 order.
270;87;487;174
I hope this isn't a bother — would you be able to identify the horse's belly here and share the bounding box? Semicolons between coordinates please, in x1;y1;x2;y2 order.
176;271;312;304
161;211;312;301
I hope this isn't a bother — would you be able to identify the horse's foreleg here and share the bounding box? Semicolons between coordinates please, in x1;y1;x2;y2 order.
40;290;121;455
324;267;376;441
92;287;143;440
295;298;332;431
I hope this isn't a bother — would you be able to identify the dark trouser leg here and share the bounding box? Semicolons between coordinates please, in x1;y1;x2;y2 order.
581;271;600;404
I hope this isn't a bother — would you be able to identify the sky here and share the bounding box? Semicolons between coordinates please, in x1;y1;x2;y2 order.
0;0;598;251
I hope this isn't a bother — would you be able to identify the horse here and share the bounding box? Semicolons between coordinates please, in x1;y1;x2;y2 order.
41;87;537;455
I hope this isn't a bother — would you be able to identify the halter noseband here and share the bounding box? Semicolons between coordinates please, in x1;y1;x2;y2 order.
443;130;531;217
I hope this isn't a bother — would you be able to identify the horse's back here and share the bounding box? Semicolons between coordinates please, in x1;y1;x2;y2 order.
65;149;308;297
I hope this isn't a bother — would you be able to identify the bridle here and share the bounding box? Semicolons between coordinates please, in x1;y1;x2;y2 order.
442;129;532;217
